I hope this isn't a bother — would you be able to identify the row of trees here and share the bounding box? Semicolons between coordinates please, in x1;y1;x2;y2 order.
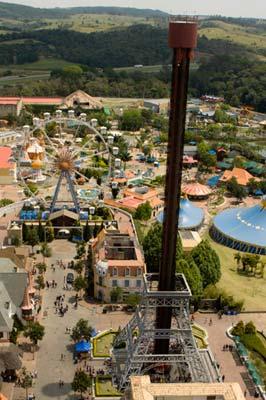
234;253;265;277
142;223;221;300
22;222;54;250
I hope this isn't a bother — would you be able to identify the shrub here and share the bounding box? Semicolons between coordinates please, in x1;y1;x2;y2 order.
245;321;257;335
241;334;266;360
232;321;245;337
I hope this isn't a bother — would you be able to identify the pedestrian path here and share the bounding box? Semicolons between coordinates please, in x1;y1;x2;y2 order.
194;313;265;400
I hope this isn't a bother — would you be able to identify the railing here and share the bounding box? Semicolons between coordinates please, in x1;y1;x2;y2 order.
0;199;32;218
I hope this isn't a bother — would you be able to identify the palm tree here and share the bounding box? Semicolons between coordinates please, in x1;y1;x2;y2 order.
234;252;242;270
119;150;132;170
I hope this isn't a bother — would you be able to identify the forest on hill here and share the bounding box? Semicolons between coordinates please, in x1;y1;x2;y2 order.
0;7;265;112
0;2;167;19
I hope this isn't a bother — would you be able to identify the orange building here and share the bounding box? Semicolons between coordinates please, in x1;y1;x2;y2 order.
220;167;259;186
92;227;146;302
118;186;163;217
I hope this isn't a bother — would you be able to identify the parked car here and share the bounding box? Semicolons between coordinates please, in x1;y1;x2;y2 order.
66;272;74;284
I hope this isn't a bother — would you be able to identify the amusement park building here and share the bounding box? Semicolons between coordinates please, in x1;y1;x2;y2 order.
0;147;17;185
210;199;266;255
130;376;245;400
92;227;146;302
220;167;258;187
157;198;204;230
0;90;103;117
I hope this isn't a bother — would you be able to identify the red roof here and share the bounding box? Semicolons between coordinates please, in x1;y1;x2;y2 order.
0;147;14;168
22;97;63;105
182;182;211;196
0;99;20;105
183;155;198;164
118;196;142;209
0;96;63;105
220;167;259;186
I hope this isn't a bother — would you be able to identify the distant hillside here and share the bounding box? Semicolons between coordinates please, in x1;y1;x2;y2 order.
0;2;168;19
0;24;262;67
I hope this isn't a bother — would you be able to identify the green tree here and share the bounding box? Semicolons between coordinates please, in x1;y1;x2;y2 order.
36;275;45;292
176;257;203;298
226;177;247;201
24;321;45;353
75;242;86;259
120;109;144;131
37;221;45;242
83;220;92;242
110;287;123;303
248;178;260;194
190;240;221;288
26;226;39;252
244;321;256;335
93;223;101;238
142;223;162;273
62;65;83;82
119;149;132;169
141;108;153;123
87;245;94;297
36;262;46;274
232;321;245;337
111;187;119;199
19;367;33;400
0;198;13;207
125;293;141;309
12;236;21;247
73;260;84;275
71;319;93;342
73;275;88;295
40;242;52;259
45;121;57;137
134;201;152;221
199;151;216;170
45;221;54;242
72;370;91;397
22;223;29;242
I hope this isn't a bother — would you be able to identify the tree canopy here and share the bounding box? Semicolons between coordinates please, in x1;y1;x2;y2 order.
24;321;45;346
120;109;144;131
190;240;221;288
134;201;152;221
71;319;93;342
176;257;203;298
72;370;91;395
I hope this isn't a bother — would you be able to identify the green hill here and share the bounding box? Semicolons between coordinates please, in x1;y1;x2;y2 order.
0;2;168;19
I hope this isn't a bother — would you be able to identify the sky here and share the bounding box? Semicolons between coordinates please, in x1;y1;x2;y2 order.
1;0;266;19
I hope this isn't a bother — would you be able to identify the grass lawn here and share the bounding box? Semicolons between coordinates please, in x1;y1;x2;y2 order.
93;331;117;358
7;58;78;71
95;376;121;397
199;20;266;53
208;236;266;311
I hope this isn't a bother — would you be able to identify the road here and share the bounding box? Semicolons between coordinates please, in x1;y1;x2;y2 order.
35;240;130;399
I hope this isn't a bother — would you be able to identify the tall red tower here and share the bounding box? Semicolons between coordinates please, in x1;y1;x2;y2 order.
155;18;198;354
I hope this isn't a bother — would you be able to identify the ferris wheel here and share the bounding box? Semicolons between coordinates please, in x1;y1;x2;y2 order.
16;110;122;212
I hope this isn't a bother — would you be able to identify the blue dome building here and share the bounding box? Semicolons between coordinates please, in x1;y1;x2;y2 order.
210;199;266;255
157;198;204;230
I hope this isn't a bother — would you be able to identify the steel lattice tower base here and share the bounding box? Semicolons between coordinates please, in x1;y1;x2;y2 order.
112;274;212;391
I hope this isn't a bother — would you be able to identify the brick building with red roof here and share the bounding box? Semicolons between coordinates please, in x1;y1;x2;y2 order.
0;90;102;117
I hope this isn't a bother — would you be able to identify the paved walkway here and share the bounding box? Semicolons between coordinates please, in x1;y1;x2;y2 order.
194;312;266;399
35;240;131;400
